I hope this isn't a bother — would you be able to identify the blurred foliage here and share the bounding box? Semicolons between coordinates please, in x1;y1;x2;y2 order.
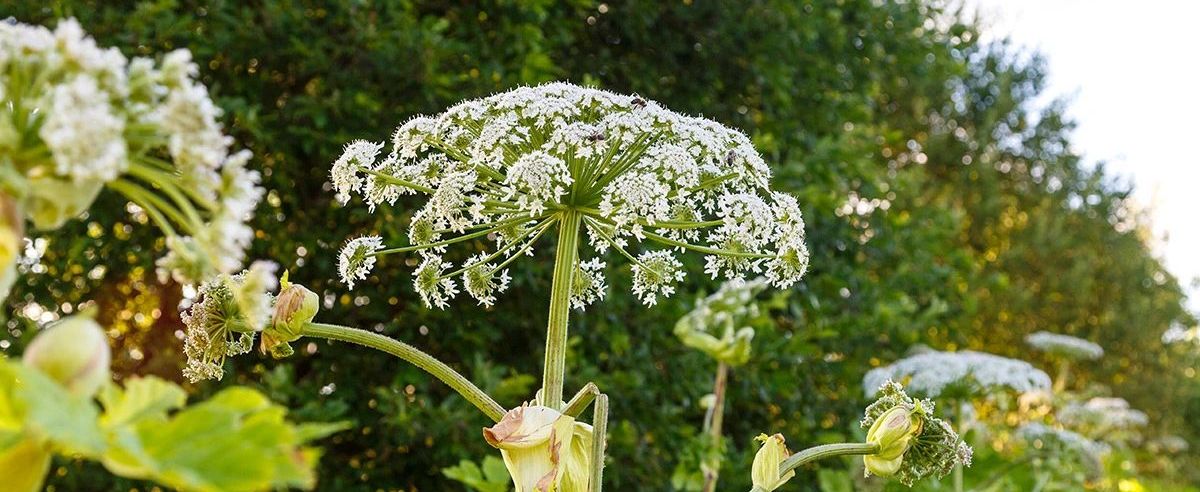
1;0;1196;490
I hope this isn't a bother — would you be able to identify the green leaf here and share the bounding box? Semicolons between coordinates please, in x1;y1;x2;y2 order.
98;376;187;428
0;360;104;456
295;420;353;442
0;437;52;492
443;456;510;492
100;385;340;492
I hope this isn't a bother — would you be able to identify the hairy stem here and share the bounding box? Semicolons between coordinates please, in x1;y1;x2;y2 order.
301;322;505;422
541;210;581;409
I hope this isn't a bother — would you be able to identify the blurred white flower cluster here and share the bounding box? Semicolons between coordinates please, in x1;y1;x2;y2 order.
863;350;1052;398
1016;422;1108;478
1025;331;1104;360
331;83;808;308
1058;397;1149;434
0;18;261;285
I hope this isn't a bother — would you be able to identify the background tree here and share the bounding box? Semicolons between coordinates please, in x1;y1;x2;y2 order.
2;1;1193;490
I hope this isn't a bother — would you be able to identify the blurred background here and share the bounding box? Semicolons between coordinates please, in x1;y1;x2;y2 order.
3;1;1197;490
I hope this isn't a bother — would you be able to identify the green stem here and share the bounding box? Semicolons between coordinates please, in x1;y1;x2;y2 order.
541;210;581;409
954;400;967;492
701;361;730;492
1053;360;1070;393
747;442;880;492
301;322;505;422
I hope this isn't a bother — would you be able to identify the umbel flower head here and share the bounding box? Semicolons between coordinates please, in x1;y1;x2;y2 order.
1016;423;1109;480
1024;331;1104;361
0;19;262;285
330;83;809;308
674;278;768;366
861;381;972;486
862;349;1051;399
181;261;277;382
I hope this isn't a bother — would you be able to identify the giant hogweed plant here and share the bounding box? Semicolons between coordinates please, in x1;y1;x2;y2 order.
182;83;969;490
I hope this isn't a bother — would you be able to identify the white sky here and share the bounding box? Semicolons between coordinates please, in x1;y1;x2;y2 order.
965;0;1200;312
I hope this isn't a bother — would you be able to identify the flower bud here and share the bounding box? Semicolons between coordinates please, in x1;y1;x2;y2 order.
261;272;319;358
484;404;579;492
864;404;922;478
22;314;111;398
24;175;104;230
751;433;794;491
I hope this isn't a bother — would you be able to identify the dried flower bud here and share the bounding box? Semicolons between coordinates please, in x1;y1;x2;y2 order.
22;314;111;398
751;433;794;491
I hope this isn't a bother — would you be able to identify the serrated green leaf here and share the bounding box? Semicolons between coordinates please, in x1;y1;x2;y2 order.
100;385;332;492
98;376;187;428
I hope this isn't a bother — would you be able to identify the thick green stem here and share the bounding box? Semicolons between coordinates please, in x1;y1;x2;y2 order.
541;210;581;409
301;322;505;422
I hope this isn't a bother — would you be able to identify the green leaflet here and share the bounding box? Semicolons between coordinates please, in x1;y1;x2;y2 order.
0;360;105;455
442;455;512;492
0;437;53;492
100;385;331;492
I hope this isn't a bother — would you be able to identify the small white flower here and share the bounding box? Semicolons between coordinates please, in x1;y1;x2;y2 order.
330;140;383;204
38;74;128;182
462;253;511;307
503;150;572;215
570;258;607;310
338;235;384;289
632;250;686;306
414;256;460;309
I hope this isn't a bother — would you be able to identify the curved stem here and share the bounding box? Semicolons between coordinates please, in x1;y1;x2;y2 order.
779;442;880;475
541;210;581;409
301;322;505;422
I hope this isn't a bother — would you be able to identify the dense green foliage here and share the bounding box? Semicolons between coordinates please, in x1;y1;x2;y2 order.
3;1;1195;490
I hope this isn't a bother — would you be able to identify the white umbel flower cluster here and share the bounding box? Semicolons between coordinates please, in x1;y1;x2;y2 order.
331;83;808;308
863;350;1052;398
181;261;278;382
0;19;261;285
1016;422;1108;478
1025;331;1104;360
1058;397;1149;431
